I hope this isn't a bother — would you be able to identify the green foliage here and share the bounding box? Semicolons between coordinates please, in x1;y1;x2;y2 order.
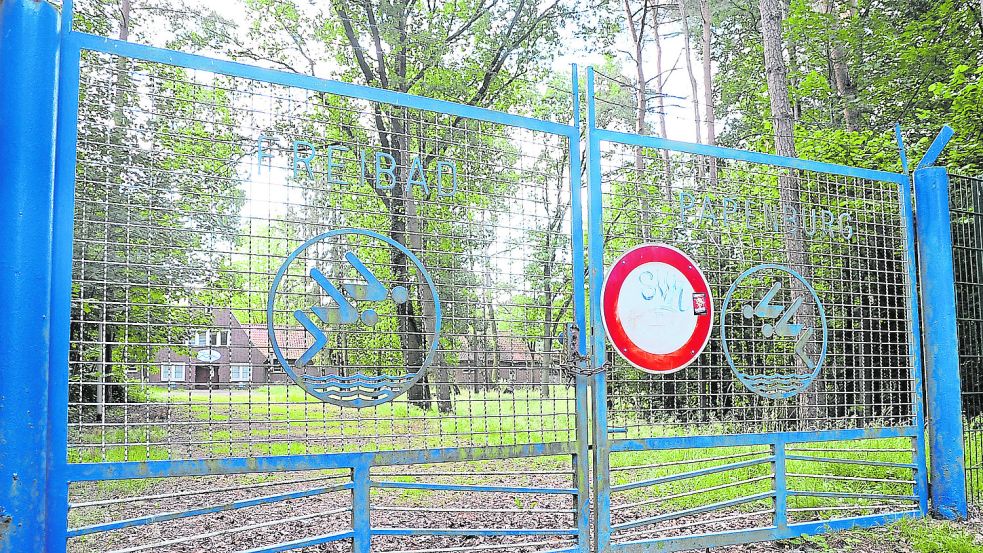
897;518;983;553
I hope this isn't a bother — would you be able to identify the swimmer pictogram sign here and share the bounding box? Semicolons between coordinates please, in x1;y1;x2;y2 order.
601;244;713;374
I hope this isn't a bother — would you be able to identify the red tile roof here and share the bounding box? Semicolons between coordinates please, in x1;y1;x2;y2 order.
241;324;314;361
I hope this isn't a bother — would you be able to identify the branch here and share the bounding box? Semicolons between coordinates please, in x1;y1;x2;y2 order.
332;1;379;86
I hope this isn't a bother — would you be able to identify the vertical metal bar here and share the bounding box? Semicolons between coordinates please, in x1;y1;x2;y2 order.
913;166;969;519
568;64;591;553
0;1;61;551
48;18;84;553
586;66;612;553
901;173;931;516
352;460;372;553
772;440;787;529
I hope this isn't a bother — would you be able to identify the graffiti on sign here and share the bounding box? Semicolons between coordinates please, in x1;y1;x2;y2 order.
602;244;714;374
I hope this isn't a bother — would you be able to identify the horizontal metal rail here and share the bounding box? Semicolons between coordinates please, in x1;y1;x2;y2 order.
610;427;919;453
65;32;578;139
68;483;352;537
610;492;776;533
612;476;772;511
611;457;773;493
69;473;351;508
593;128;909;184
105;507;350;553
371;480;577;495
373;528;579;537
66;442;580;481
609;450;770;472
786;490;919;502
784;455;917;469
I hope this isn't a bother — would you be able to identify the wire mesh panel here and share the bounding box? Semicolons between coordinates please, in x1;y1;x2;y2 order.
950;173;983;506
65;46;586;551
597;146;916;435
586;70;924;550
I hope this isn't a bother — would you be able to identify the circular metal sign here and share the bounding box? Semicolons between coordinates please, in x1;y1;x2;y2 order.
602;244;713;373
267;229;441;408
720;264;827;399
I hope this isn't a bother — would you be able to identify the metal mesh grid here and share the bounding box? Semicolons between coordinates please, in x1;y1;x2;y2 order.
68;50;580;463
949;173;983;505
596;139;916;436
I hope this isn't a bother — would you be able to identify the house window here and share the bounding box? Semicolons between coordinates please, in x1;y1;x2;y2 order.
230;364;252;382
191;330;229;347
160;363;186;381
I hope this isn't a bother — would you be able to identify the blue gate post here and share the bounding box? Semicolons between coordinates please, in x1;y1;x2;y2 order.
913;164;969;520
0;0;62;550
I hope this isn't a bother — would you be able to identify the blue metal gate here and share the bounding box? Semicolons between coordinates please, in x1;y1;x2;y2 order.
582;69;931;551
1;1;967;552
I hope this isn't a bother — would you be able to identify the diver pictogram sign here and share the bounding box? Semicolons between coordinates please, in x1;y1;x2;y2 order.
602;244;714;374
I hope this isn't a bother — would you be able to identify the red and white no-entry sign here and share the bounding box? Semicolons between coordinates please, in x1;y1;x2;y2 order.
602;244;713;374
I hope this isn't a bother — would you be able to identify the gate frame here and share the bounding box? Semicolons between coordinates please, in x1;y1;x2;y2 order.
584;66;931;552
9;0;595;550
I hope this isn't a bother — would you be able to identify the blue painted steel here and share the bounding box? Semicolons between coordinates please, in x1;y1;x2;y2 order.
895;123;910;174
609;457;774;493
585;67;613;553
372;481;578;494
773;441;787;530
65;32;579;140
719;263;829;399
609;425;919;452
613;511;920;553
916;126;955;170
0;2;60;552
373;528;579;537
786;491;919;501
66;442;579;481
267;228;441;407
352;460;371;553
913;166;969;520
29;11;939;544
49;9;83;552
899;158;932;516
239;531;355;553
569;64;593;553
67;482;353;537
592;128;910;185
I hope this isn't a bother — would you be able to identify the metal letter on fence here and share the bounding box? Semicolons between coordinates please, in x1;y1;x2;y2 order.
914;165;970;520
0;0;61;551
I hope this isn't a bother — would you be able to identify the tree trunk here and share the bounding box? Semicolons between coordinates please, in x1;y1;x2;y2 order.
677;0;703;145
651;4;673;198
700;0;715;146
699;0;718;184
827;1;859;130
758;0;820;423
624;0;653;240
